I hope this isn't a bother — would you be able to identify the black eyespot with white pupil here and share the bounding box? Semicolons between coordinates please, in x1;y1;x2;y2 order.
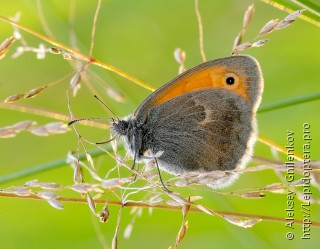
226;77;235;85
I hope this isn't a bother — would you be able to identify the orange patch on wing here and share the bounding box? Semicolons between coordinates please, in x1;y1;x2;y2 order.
153;66;248;106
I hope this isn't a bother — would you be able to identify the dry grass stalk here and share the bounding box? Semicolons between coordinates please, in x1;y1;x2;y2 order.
1;178;320;222
89;0;102;57
6;12;76;61
68;126;319;229
97;198;110;222
0;120;69;138
21;185;64;210
237;192;266;199
84;69;127;103
106;87;126;103
0;36;15;59
3;73;73;104
174;48;186;74
11;187;32;196
70;68;83;97
149;194;163;204
112;206;124;249
47;199;64;210
69;183;100;194
182;197;191;219
48;47;74;60
73;163;83;184
87;193;96;214
123;207;143;239
243;4;255;30
85;151;95;170
67;127;320;233
11;44;52;59
0;14;155;91
67;151;102;181
36;191;59;200
175;221;188;248
258;19;279;36
24;180;60;191
252;39;269;47
232;7;305;55
4;86;47;103
0;3;317;248
194;0;206;61
174;197;191;248
38;182;61;189
123;223;133;239
232;4;254;52
222;216;262;228
9;12;24;41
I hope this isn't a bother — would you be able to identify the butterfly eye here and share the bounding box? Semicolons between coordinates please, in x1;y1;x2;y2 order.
118;120;128;130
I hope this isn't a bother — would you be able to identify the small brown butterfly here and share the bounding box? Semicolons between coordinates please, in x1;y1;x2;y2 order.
111;55;263;188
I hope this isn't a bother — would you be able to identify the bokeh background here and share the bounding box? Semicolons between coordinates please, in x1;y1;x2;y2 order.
0;0;319;248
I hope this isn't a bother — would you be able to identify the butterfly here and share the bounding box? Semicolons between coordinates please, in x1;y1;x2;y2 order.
111;55;263;189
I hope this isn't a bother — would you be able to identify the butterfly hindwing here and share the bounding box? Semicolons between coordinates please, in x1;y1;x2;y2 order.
145;89;254;174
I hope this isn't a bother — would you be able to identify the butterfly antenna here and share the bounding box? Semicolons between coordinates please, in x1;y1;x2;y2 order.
68;117;110;126
94;95;120;121
95;136;118;145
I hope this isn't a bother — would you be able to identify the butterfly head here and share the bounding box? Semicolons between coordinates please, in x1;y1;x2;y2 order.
111;118;131;136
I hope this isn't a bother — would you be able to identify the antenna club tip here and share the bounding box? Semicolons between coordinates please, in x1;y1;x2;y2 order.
68;120;76;126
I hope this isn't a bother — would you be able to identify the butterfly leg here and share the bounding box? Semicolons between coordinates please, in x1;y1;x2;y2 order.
131;152;137;170
154;158;172;193
130;153;140;183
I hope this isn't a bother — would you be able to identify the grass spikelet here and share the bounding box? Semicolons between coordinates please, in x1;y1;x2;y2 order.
0;36;15;59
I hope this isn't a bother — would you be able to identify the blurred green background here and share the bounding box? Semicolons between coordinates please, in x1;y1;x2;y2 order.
0;0;319;248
